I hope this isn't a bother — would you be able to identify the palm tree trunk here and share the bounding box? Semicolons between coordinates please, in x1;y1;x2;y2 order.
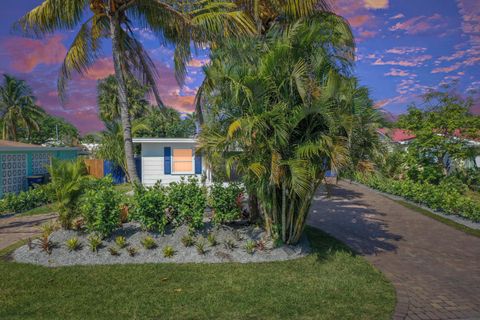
110;16;140;183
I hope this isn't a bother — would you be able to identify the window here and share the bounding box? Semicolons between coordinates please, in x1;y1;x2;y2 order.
172;148;193;173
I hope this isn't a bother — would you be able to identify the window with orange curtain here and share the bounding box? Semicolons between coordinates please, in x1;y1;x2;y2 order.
172;148;193;173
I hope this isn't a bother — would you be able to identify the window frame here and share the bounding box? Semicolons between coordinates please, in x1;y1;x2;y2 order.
171;147;195;174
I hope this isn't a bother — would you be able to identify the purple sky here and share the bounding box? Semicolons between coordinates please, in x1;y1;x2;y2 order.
0;0;479;134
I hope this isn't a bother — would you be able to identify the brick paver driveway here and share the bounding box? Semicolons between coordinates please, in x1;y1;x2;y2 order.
0;213;56;250
308;181;480;320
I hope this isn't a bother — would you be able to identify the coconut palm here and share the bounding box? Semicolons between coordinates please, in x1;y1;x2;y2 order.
16;0;255;182
199;13;355;244
0;74;45;141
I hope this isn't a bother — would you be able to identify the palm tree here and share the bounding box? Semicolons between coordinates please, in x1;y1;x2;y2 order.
194;0;332;124
199;13;354;244
0;74;45;141
97;75;150;123
17;0;254;182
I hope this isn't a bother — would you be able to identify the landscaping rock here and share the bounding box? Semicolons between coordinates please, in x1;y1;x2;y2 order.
13;222;310;267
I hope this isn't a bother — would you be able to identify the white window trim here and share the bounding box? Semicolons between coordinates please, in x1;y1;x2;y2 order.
171;147;195;175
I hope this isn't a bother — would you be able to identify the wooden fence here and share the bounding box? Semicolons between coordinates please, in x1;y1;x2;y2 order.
84;159;104;179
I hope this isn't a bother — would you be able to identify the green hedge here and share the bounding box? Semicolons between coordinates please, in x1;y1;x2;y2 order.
353;173;480;222
0;185;53;214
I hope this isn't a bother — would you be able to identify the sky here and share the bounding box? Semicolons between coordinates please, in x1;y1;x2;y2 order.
0;0;479;134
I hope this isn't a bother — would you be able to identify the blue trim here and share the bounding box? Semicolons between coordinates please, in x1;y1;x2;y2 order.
164;147;171;174
195;153;202;174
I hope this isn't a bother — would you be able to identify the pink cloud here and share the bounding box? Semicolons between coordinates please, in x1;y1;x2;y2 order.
386;47;427;55
364;0;389;9
373;55;432;67
82;58;114;80
187;58;210;68
390;13;405;20
384;68;414;77
2;35;66;73
431;63;462;74
389;14;445;35
349;15;371;27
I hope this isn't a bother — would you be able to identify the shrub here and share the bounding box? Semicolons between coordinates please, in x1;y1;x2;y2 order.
80;181;121;237
0;184;52;214
88;234;102;252
131;183;168;232
245;240;256;254
207;233;217;246
127;247;137;257
181;234;195;247
196;239;206;255
115;236;127;248
166;177;207;230
40;221;58;238
39;234;53;254
65;237;81;251
48;158;89;229
141;236;157;249
163;245;175;258
209;182;244;224
354;172;480;222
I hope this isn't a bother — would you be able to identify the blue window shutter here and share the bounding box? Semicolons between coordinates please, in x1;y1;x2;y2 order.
164;147;171;174
194;152;202;174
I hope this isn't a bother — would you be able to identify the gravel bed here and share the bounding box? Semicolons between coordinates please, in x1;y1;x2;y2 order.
13;222;310;267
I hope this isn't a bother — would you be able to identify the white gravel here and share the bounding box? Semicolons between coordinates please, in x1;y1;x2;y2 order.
13;222;310;267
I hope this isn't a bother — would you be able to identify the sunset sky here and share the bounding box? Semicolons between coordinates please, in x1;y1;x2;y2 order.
0;0;479;134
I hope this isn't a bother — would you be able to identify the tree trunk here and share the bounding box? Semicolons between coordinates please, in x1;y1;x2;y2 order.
110;16;140;183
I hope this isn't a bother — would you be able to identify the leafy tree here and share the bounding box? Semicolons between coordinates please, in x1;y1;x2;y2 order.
17;0;254;183
397;89;480;183
0;74;45;141
23;114;80;146
97;75;150;123
136;108;196;138
200;13;354;244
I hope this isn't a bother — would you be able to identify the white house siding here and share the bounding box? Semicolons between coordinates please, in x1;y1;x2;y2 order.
140;142;208;187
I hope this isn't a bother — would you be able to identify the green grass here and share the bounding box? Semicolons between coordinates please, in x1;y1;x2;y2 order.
394;199;480;238
0;227;395;320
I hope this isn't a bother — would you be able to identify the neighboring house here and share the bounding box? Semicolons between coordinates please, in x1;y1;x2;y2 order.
0;140;78;197
133;138;211;186
377;128;480;170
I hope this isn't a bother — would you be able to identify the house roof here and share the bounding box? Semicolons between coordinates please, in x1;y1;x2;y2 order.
132;138;197;144
0;140;79;152
377;128;416;143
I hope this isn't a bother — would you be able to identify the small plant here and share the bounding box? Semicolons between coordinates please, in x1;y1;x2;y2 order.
115;236;127;248
233;229;243;241
223;238;237;251
39;234;53;254
27;238;33;250
88;233;102;252
163;245;175;258
181;234;195;247
207;233;218;246
256;240;266;251
141;236;157;249
127;247;137;257
196;239;207;255
245;240;256;254
40;221;58;238
65;237;81;251
108;246;120;256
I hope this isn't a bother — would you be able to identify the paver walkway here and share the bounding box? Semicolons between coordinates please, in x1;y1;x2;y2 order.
308;181;480;320
0;213;57;250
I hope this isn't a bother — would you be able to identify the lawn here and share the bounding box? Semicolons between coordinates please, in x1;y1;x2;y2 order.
0;227;395;320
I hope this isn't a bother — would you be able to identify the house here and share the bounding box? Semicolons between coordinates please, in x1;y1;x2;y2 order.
377;128;416;147
0;140;78;197
132;138;211;186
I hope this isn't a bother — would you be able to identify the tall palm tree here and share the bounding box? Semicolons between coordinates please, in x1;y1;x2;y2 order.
16;0;254;182
0;74;45;141
199;13;354;244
